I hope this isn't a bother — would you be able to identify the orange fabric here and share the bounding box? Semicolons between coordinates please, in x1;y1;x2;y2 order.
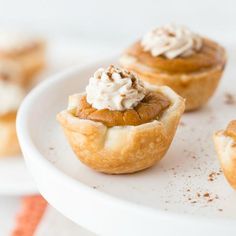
11;195;47;236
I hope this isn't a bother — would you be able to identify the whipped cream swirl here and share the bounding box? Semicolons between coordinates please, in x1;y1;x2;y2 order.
141;24;202;59
0;31;38;53
0;80;25;115
86;65;147;111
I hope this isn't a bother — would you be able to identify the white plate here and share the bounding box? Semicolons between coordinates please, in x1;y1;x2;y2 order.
0;38;113;195
17;48;236;235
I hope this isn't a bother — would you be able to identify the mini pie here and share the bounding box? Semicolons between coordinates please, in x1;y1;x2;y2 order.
0;112;20;157
0;60;25;157
0;31;46;84
57;65;185;174
120;24;227;111
213;120;236;189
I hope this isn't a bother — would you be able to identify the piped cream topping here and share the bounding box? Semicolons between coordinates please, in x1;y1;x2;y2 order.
85;65;147;111
0;31;38;53
0;80;25;115
141;24;202;59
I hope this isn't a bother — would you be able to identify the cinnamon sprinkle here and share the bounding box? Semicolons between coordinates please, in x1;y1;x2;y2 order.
185;191;220;205
208;171;221;182
224;93;235;105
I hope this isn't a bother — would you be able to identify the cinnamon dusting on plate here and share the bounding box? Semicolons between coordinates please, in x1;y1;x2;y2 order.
224;93;235;105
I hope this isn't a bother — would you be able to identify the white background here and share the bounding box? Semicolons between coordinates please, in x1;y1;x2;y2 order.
0;0;235;45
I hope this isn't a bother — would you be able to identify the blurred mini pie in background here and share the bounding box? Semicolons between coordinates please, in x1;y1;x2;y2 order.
0;31;46;157
57;65;185;174
214;120;236;189
0;31;46;85
120;24;227;111
0;60;26;157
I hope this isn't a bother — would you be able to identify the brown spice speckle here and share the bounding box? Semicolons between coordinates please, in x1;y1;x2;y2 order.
203;193;210;198
208;171;221;182
224;93;236;105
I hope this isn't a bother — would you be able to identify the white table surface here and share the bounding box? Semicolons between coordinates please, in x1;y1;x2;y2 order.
0;196;96;236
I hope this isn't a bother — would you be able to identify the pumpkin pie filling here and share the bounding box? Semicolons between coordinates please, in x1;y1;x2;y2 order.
125;38;225;74
76;92;170;127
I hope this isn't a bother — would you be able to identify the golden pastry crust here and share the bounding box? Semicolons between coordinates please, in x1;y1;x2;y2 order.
57;85;185;174
225;121;236;139
213;120;236;189
120;38;227;111
0;41;46;84
76;92;170;127
0;112;21;157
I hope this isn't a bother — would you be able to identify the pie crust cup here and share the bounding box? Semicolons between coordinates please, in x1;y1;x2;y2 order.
213;123;236;189
0;41;46;84
119;39;227;111
57;85;185;174
0;112;21;157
